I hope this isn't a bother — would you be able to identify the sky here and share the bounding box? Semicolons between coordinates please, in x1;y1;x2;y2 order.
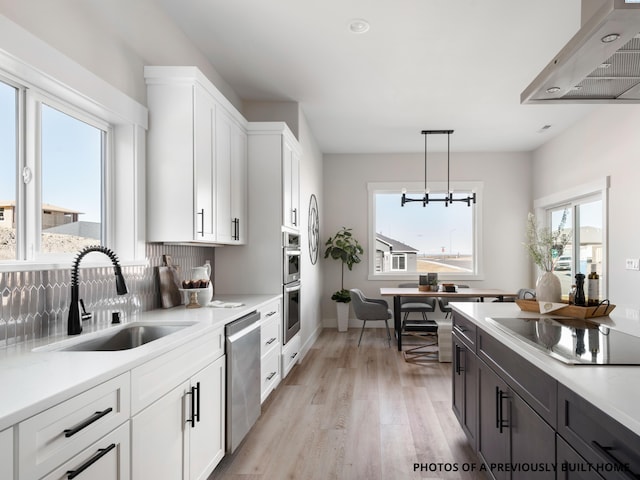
1;82;102;223
376;192;473;255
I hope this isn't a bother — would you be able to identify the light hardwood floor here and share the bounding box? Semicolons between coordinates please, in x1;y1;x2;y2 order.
211;328;487;480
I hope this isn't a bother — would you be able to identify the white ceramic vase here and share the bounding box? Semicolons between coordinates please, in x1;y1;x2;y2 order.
336;302;349;332
535;271;562;303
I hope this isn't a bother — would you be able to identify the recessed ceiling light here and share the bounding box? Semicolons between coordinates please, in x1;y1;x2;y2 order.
546;86;561;94
348;19;370;34
601;33;620;43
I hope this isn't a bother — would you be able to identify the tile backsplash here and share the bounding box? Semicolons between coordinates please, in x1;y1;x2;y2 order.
0;243;215;347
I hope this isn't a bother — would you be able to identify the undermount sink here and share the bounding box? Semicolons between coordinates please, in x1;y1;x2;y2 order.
57;323;195;352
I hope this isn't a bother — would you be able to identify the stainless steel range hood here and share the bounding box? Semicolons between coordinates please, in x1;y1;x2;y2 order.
521;0;640;104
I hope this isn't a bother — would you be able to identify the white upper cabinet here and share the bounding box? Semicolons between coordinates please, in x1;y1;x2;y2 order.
282;136;300;230
144;66;247;245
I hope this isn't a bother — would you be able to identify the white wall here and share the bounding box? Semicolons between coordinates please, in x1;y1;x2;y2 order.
322;151;532;325
0;0;241;110
532;104;640;307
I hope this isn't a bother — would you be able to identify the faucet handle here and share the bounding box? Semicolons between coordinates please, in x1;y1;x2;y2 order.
79;299;93;321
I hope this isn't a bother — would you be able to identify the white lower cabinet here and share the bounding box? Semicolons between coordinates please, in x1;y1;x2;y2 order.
18;373;130;480
281;333;301;379
41;422;130;480
131;355;225;480
0;426;13;480
259;298;282;402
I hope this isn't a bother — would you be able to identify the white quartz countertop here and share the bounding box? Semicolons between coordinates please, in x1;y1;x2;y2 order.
0;294;279;431
451;301;640;437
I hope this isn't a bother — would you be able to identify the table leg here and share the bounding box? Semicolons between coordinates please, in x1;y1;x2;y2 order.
393;295;402;351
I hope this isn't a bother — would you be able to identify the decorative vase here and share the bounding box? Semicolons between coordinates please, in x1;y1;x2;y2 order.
535;271;562;303
337;302;349;332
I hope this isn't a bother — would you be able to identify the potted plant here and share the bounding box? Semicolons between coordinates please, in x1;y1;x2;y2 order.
324;227;364;331
524;210;570;302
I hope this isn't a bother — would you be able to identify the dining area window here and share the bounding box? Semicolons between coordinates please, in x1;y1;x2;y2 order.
368;181;482;280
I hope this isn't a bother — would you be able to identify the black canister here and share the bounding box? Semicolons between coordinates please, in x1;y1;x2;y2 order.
574;273;586;306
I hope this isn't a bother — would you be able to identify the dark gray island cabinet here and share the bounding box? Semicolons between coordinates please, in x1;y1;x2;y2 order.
451;310;640;480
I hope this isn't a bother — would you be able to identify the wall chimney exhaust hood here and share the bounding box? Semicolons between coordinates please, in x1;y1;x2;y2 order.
521;0;640;104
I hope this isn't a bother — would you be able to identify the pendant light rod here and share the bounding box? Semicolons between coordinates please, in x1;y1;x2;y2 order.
401;129;476;207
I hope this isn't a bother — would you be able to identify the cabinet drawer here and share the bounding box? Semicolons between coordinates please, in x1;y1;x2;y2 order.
130;327;223;414
478;329;557;426
261;313;280;356
261;346;281;403
258;298;281;324
281;334;300;378
557;434;605;480
41;421;130;480
452;311;477;350
558;384;640;479
18;373;130;480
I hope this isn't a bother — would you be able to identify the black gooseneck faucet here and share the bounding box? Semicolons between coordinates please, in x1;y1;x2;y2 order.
68;245;128;335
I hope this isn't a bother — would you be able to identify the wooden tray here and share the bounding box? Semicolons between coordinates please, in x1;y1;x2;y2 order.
515;299;615;319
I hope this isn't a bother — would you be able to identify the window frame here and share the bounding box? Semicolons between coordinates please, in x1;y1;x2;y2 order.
0;19;147;271
533;177;609;298
367;181;484;281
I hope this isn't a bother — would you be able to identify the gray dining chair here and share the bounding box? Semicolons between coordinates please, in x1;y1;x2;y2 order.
437;285;474;318
349;289;392;347
398;283;436;321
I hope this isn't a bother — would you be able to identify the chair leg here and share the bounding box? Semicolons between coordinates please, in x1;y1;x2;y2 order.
384;320;391;347
358;320;367;347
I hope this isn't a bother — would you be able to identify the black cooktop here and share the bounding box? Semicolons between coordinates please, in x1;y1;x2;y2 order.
487;316;640;365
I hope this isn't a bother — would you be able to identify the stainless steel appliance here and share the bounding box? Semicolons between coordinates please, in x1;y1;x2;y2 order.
225;310;261;453
487;316;640;365
283;280;301;344
283;231;300;284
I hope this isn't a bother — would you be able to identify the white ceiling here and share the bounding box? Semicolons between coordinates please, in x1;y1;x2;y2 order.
154;0;597;153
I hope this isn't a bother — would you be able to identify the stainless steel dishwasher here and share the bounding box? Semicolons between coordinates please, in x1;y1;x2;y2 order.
225;310;261;453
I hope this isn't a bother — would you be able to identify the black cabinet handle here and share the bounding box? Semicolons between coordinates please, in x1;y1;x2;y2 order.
495;387;508;433
292;208;297;226
453;325;467;334
291;352;298;359
197;209;205;237
64;408;113;438
186;387;196;428
266;337;277;345
66;443;116;479
265;311;276;317
266;372;276;381
195;381;201;423
455;345;464;375
592;441;637;479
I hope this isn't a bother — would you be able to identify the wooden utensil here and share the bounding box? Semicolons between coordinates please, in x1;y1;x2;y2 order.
158;254;182;308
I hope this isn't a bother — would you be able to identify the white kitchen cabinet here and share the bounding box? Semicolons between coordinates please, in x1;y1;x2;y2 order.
281;333;301;378
40;422;130;480
259;298;282;402
18;373;130;480
282;136;300;230
132;356;225;480
0;426;13;480
215;122;302;294
131;327;225;480
144;66;247;244
215;106;248;244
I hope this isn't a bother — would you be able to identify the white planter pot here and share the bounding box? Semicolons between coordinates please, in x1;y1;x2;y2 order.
336;302;349;332
535;271;562;303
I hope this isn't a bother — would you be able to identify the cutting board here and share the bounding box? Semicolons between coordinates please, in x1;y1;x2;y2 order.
158;254;182;308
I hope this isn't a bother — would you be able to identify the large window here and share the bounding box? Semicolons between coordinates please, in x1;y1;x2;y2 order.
537;179;607;299
0;80;17;261
368;182;482;280
0;81;107;261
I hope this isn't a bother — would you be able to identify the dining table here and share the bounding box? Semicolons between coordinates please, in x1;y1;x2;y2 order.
380;287;518;351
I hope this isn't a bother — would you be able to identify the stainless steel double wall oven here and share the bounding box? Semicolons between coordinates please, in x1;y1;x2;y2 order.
282;230;301;344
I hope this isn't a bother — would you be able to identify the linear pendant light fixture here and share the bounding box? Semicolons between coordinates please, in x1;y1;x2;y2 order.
401;129;476;207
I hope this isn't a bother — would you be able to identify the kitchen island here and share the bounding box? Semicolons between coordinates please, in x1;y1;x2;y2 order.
451;301;640;479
